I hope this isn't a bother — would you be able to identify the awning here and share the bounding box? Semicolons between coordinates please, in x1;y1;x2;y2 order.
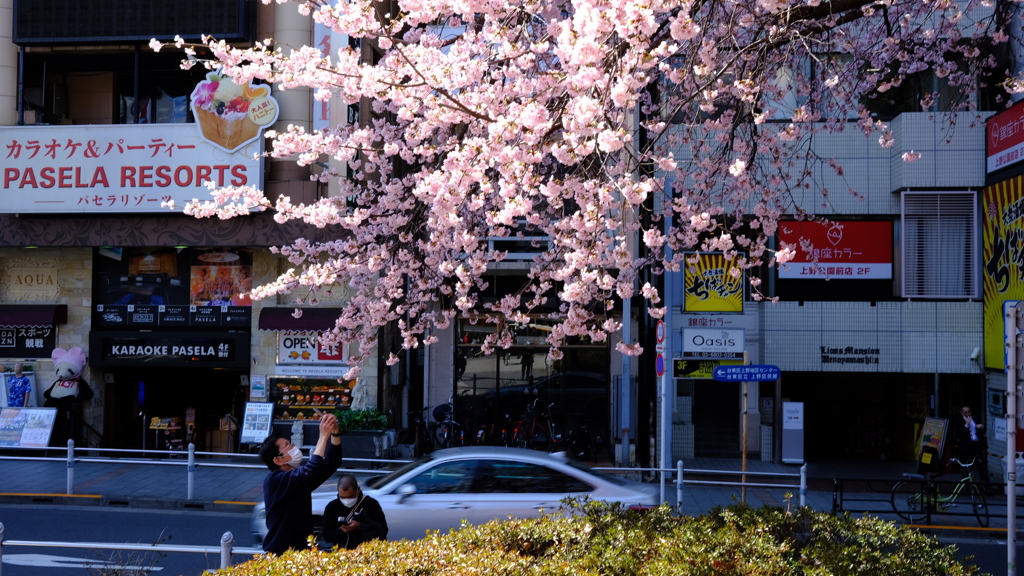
0;304;68;327
258;307;342;331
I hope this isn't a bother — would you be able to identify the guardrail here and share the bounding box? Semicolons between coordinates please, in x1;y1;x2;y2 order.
2;442;806;513
595;461;807;513
831;476;1021;528
0;440;408;501
0;523;262;575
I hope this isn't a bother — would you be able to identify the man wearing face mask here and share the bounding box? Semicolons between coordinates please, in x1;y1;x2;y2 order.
322;474;388;549
259;412;342;555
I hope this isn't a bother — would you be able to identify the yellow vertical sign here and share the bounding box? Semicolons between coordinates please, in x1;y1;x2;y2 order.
684;252;743;312
983;176;1024;369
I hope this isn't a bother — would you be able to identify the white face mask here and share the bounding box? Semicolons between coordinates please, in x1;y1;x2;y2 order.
339;496;359;507
284;445;304;468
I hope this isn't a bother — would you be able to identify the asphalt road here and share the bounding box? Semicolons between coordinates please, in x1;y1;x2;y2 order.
0;504;254;576
0;504;1014;576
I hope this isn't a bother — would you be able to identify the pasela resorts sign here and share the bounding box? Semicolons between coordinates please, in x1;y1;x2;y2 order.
0;123;262;213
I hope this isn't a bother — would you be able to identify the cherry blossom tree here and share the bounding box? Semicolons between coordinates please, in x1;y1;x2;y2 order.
153;0;1023;374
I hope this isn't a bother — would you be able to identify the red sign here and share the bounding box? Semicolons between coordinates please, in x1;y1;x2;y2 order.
776;220;892;279
987;99;1024;174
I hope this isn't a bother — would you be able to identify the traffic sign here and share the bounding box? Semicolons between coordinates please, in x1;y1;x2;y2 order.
656;320;665;343
655;353;665;377
712;364;781;382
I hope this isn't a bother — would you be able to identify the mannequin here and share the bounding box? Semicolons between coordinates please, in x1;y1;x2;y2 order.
7;363;32;407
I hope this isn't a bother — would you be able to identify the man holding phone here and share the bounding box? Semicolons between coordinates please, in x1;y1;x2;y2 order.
259;411;343;554
322;474;388;549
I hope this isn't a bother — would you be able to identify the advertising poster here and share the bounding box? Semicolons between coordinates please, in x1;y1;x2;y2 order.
0;407;56;447
683;252;743;312
240;402;274;444
93;246;252;328
982;175;1024;369
0;363;38;408
776;220;893;279
916;417;948;474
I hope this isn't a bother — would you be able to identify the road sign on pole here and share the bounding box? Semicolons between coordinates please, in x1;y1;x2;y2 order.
712;364;781;382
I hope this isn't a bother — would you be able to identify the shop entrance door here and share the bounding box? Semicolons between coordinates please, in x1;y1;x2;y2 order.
105;368;244;451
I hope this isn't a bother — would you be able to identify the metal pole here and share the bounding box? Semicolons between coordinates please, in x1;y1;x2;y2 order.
1006;303;1018;576
676;460;684;514
799;463;807;508
187;443;196;500
220;531;234;569
1;521;6;576
66;439;75;495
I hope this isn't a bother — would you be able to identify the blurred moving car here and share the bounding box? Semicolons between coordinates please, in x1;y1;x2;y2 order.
252;446;658;544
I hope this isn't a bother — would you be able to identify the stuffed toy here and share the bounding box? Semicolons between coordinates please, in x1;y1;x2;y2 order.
44;346;94;446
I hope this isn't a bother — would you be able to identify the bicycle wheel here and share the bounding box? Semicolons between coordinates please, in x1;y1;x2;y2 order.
890;481;929;522
434;423;451;448
970;482;989;527
512;424;529;449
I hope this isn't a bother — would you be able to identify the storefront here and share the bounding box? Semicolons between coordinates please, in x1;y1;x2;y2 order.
88;246;256;450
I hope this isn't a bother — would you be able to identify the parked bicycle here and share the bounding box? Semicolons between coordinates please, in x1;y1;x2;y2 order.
433;396;466;449
889;456;989;527
512;398;559;452
475;410;513;447
408;406;433;457
566;419;612;462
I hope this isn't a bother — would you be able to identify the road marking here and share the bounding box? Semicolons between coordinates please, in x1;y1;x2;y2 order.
2;553;164;570
0;493;102;498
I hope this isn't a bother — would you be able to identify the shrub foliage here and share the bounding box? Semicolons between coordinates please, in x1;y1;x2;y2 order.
222;501;979;576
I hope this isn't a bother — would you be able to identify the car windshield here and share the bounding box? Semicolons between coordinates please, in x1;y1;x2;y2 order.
364;455;434;489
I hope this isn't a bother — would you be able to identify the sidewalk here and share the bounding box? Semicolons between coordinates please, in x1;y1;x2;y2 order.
0;452;910;514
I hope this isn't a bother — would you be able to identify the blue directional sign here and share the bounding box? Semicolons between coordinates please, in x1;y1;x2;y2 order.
712;364;781;382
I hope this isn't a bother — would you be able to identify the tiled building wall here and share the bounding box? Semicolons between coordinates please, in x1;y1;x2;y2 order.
761;300;984;374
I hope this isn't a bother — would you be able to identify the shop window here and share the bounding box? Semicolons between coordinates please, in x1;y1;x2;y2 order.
901;191;977;299
455;318;610;439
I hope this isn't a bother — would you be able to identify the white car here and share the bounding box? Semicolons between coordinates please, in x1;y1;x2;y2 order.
252;446;659;543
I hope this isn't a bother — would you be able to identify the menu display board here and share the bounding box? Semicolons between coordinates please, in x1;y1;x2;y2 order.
240;402;274;444
0;407;56;447
916;417;948;474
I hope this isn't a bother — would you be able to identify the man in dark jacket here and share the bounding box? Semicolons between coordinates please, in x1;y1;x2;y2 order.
259;413;342;555
322;474;388;549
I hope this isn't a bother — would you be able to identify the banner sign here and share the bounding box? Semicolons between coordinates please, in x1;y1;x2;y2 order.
277;332;345;365
672;358;742;379
987;99;1024;174
0;123;264;213
681;328;744;359
983;175;1024;369
89;331;250;367
0;326;56;357
683;252;743;312
0;407;55;447
776;220;892;279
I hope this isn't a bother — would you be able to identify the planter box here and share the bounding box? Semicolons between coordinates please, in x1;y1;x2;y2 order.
341;430;388;460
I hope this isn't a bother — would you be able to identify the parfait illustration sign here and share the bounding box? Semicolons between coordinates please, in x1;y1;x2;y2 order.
190;71;279;152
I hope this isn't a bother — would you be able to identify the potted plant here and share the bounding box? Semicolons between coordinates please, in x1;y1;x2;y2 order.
333;409;392;459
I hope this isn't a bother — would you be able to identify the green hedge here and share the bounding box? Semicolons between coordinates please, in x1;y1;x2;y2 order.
223;501;980;576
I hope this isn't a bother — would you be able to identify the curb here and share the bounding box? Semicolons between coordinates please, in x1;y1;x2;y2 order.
0;493;256;513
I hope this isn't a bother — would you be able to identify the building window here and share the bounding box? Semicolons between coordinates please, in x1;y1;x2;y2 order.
901;191;977;299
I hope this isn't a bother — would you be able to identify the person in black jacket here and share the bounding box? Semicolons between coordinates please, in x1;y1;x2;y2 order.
259;414;342;555
322;474;388;549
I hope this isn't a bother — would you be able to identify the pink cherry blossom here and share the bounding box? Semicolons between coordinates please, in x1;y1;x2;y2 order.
150;0;1023;362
